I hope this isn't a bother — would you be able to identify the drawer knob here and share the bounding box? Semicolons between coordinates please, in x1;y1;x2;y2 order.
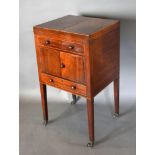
44;40;50;45
49;79;53;82
60;63;65;68
68;45;74;50
71;86;76;90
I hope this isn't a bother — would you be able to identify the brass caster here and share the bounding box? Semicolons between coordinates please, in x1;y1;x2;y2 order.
71;94;77;105
87;141;94;148
71;100;76;104
43;120;48;126
113;113;119;119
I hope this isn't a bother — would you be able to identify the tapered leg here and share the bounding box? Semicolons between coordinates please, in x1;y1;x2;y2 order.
113;78;119;118
40;83;48;126
87;98;94;147
71;94;76;104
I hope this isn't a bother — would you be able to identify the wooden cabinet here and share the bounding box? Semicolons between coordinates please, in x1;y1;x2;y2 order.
33;15;120;147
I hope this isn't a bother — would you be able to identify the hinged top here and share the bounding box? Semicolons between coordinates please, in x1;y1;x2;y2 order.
34;15;119;37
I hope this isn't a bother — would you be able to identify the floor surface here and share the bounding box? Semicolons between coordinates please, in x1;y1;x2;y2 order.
20;93;136;155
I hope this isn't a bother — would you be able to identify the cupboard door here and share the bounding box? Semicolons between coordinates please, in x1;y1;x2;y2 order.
39;48;61;76
60;52;85;84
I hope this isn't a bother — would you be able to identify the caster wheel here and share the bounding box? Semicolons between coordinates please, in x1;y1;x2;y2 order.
113;113;119;119
71;100;76;104
43;120;48;126
87;142;94;148
71;95;77;104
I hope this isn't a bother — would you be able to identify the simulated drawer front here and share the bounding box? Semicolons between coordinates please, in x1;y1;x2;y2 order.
37;36;84;54
40;73;87;97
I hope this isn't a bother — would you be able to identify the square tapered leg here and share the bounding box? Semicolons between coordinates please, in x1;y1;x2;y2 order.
113;78;119;118
40;83;48;125
87;98;94;147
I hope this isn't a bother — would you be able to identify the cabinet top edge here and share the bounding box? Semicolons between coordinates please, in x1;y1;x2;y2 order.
33;15;119;38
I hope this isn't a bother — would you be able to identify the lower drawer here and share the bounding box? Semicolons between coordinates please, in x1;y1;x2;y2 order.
40;73;87;97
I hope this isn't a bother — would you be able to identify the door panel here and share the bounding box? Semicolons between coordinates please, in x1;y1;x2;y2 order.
39;48;61;76
60;52;85;84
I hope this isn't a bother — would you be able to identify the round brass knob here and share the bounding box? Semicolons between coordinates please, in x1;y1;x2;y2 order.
49;79;53;82
60;63;65;68
68;45;74;50
44;40;50;45
71;86;76;90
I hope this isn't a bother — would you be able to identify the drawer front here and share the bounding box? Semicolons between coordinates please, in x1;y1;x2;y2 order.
61;42;83;54
40;73;86;97
38;36;84;54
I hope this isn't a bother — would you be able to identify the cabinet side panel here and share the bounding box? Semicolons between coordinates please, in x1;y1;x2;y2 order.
91;24;120;96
